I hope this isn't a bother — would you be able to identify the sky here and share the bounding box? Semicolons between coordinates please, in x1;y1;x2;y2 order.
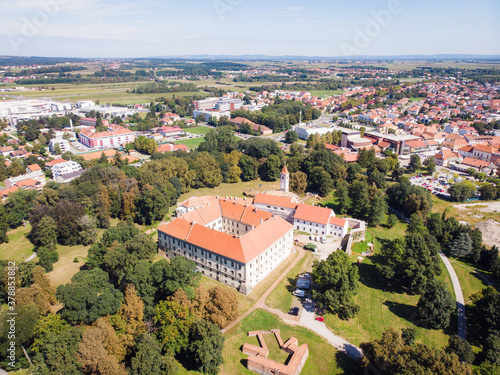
0;0;499;58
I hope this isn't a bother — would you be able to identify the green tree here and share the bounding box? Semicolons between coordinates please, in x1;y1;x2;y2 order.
130;334;177;375
135;189;168;225
261;154;281;182
449;181;476;202
135;136;158;155
417;280;455;329
37;246;59;272
445;335;475;364
310;166;334;197
30;326;83;375
56;268;123;325
155;300;195;354
479;183;498;201
335;181;350;215
32;314;70;353
193;152;223;187
360;328;472;375
238;154;257;181
312;251;359;319
386;214;398;228
185;319;224;375
4;189;38;228
349;180;370;219
423;157;436;174
449;232;473;258
290;171;307;195
78;215;98;245
368;192;388;226
37;216;57;250
408;154;421;173
284;130;298;143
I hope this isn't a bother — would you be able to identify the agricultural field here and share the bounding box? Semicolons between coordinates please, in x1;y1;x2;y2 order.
6;81;210;105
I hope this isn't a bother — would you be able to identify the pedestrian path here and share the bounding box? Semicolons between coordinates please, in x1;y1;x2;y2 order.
439;252;467;339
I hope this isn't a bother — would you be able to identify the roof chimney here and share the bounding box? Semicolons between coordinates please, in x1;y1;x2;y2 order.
260;219;263;224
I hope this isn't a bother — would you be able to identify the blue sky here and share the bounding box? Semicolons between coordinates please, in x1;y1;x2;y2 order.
0;0;499;58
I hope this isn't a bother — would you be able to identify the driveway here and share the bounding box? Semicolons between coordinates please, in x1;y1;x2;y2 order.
300;298;363;361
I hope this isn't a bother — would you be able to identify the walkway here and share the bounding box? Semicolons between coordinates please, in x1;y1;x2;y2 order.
222;246;364;361
300;298;363;360
25;252;37;262
439;252;466;340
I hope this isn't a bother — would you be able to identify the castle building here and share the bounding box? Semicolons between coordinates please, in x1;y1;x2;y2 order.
158;196;294;294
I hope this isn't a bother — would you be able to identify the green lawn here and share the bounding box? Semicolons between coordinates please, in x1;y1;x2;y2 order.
174;137;205;149
324;255;451;349
450;259;491;303
265;252;314;313
184;127;211;135
352;230;374;254
221;309;360;375
46;243;91;287
0;225;35;262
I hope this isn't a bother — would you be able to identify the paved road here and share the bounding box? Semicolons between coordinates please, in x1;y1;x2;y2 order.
300;298;363;361
439;252;466;340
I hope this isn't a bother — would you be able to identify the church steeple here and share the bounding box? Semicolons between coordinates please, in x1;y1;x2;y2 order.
280;164;290;192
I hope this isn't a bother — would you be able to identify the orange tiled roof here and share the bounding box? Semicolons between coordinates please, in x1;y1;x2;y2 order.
294;203;332;225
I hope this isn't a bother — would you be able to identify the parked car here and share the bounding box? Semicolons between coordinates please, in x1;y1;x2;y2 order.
289;307;299;316
315;316;325;322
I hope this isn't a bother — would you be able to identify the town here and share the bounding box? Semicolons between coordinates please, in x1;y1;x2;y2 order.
0;4;500;373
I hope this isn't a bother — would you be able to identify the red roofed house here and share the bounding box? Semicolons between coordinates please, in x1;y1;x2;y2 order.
472;144;498;162
405;139;428;153
157;126;185;138
26;164;41;173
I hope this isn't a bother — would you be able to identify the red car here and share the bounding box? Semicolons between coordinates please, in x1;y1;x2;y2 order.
315;316;325;322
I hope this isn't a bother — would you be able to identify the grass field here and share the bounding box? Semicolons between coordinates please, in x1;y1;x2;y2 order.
46;243;91;287
220;309;360;375
184;127;211;135
265;252;314;313
0;225;35;262
178;179;280;202
175;137;205;149
352;230;374;254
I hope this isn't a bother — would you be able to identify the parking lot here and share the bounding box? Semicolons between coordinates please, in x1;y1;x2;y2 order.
409;172;472;200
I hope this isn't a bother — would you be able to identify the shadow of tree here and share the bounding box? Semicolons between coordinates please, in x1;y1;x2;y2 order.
383;300;427;329
357;261;385;291
335;351;362;375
